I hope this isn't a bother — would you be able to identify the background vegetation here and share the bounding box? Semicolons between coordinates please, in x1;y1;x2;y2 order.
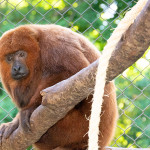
0;0;149;148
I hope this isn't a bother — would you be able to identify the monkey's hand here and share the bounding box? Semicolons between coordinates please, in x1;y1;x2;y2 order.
0;114;19;140
19;107;34;132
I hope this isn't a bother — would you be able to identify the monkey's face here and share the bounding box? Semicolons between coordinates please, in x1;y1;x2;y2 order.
0;26;42;106
0;26;41;84
5;50;29;80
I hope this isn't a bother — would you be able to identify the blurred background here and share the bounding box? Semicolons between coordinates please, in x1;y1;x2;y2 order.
0;0;149;149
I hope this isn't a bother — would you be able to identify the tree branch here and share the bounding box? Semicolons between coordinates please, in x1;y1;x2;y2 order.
105;147;150;150
0;1;150;149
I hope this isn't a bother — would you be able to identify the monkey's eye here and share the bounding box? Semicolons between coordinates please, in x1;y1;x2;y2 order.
18;51;27;58
6;55;13;62
19;52;25;57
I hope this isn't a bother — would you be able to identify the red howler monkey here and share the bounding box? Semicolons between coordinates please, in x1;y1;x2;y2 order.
0;25;118;150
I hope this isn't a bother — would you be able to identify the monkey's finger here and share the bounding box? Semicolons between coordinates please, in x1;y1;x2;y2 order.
20;111;31;132
21;120;31;132
26;118;31;130
0;124;11;145
24;118;31;132
0;134;2;146
0;124;6;137
25;112;31;131
0;124;6;145
3;127;11;139
3;123;18;139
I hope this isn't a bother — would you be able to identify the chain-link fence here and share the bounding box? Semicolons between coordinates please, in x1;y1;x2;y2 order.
0;0;149;149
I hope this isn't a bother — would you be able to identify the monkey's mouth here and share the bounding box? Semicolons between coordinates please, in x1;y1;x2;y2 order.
12;72;29;80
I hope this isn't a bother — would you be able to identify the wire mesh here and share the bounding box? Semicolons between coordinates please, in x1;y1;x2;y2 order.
0;0;149;149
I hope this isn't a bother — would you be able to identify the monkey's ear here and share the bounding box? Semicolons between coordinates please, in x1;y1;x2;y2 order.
30;27;40;42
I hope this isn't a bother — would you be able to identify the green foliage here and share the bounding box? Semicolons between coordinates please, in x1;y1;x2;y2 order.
114;51;150;148
0;0;149;149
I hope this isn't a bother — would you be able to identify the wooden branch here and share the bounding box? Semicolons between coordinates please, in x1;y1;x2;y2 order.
105;147;150;150
107;0;150;81
0;1;150;149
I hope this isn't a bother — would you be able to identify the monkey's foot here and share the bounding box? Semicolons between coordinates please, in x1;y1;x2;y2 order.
0;117;19;140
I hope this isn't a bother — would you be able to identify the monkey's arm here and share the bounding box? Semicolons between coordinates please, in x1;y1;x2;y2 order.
19;86;43;132
0;82;44;137
18;75;68;132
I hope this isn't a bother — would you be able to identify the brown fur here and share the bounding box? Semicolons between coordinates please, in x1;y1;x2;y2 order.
0;24;118;150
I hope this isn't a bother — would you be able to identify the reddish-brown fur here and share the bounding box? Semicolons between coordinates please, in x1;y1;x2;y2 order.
0;25;118;150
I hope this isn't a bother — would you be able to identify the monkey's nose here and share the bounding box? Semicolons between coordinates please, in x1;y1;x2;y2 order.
11;63;29;80
13;65;21;73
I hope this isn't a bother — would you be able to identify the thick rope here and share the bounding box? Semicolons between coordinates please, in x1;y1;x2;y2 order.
88;0;148;149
